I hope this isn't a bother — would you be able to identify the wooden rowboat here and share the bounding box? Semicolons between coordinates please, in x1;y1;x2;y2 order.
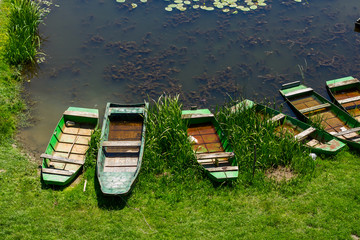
231;99;345;155
41;107;99;186
182;109;238;182
97;102;148;195
280;81;360;150
326;76;360;121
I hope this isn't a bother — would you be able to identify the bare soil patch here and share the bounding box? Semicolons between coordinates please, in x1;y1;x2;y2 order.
266;166;297;182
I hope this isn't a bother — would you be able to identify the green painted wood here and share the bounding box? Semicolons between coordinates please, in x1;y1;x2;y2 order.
97;102;148;195
280;83;360;150
233;100;345;155
41;107;99;186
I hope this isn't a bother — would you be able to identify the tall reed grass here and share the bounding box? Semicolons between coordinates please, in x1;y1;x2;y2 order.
142;95;198;177
4;0;43;66
217;100;315;178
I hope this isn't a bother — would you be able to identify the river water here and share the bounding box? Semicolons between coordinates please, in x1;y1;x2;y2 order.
22;0;360;154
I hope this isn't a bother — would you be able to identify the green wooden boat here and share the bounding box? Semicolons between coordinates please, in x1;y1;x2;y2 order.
326;76;360;121
231;99;345;155
280;81;360;150
97;102;148;195
41;107;99;186
182;109;238;182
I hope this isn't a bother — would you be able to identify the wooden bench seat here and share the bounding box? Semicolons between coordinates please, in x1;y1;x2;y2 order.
40;153;84;165
338;96;360;105
102;141;141;147
196;152;234;160
269;113;285;122
327;78;359;88
63;110;98;119
42;168;74;176
182;113;214;119
332;127;360;136
294;127;316;141
299;103;331;113
204;166;238;172
197;158;229;164
284;87;313;97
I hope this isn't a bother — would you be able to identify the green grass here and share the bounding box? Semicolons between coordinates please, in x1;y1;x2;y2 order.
1;96;360;239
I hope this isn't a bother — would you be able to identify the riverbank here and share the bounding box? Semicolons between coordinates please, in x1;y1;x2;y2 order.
1;1;360;239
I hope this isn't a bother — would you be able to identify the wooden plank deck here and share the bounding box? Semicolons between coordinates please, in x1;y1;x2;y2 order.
269;113;285;122
102;141;141;147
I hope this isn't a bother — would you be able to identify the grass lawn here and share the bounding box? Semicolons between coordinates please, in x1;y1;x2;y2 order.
1;103;360;239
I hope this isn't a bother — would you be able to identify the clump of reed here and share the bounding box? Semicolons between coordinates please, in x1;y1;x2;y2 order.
4;0;43;66
217;100;315;180
84;129;101;179
142;95;197;177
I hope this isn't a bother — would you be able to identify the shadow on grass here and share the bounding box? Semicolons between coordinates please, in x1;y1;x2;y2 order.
94;173;129;210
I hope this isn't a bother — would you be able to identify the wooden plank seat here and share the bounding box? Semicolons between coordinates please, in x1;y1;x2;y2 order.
327;78;360;88
332;127;360;136
196;152;234;160
42;168;74;176
299;103;331;113
204;166;239;172
338;96;360;105
102;141;141;148
284;87;313;97
269;113;285;122
40;153;84;165
294;127;316;141
63;110;99;119
182;113;214;119
197;158;229;164
104;157;138;167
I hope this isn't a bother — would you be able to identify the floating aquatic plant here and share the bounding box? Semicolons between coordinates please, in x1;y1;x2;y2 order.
114;0;303;14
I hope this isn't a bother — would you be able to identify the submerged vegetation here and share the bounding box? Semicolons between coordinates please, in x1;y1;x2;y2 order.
4;0;43;66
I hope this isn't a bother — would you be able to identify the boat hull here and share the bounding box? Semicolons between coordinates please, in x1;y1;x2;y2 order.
182;109;238;182
41;107;99;186
231;100;345;155
97;102;148;195
280;82;360;150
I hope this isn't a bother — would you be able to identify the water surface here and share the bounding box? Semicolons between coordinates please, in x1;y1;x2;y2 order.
23;0;360;154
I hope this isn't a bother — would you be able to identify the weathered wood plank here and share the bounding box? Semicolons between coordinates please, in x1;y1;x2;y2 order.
332;127;360;136
197;158;229;164
40;153;84;165
104;157;138;167
327;78;359;88
182;114;214;119
269;113;285;122
42;168;74;176
196;152;234;160
294;127;316;141
102;141;141;147
103;166;137;173
64;110;98;119
299;103;331;113
284;87;313;97
204;165;238;172
338;96;360;104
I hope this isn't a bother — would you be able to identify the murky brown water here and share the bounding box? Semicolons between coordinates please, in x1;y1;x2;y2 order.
23;0;360;155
